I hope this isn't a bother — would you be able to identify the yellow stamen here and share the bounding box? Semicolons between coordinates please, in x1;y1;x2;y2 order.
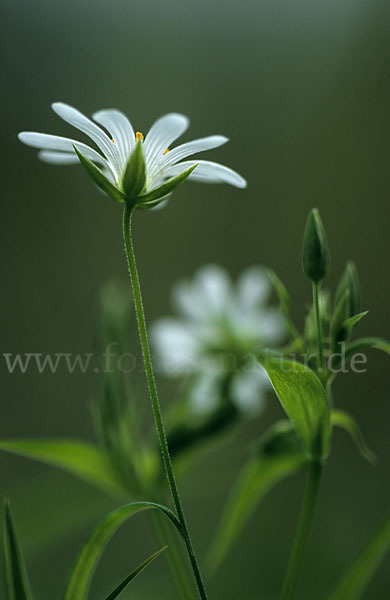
111;138;115;143
135;131;144;142
163;147;170;155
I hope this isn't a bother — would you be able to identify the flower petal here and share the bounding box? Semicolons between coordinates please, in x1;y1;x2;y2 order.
195;265;232;314
231;366;269;416
38;151;81;165
18;132;103;163
236;266;271;311
92;109;136;170
165;160;247;189
150;318;199;376
188;371;220;415
51;102;121;178
144;113;189;170
160;135;228;169
173;265;232;321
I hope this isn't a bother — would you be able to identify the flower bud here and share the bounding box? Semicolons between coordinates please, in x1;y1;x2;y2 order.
302;209;330;283
335;261;360;318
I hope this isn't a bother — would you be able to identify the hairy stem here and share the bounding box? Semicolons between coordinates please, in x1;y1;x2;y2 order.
122;201;208;600
280;461;322;600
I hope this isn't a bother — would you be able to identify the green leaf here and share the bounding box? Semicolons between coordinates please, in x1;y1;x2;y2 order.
331;410;376;464
329;511;390;600
104;546;167;600
74;146;125;203
342;311;368;332
207;421;308;573
64;501;183;600
267;269;290;310
257;353;331;459
121;140;146;199
3;500;34;600
0;439;127;497
137;164;197;206
345;337;390;358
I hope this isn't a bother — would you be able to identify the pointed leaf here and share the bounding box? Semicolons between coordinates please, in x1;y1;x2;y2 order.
74;146;125;203
267;269;290;309
257;353;331;459
64;501;183;600
0;439;127;497
137;164;197;205
207;421;308;573
342;311;368;332
330;512;390;600
331;410;376;464
121;141;146;199
104;546;167;600
3;501;34;600
345;337;390;358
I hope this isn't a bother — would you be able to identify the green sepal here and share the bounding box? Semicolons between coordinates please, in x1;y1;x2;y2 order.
73;146;125;203
207;421;308;573
330;511;390;600
136;164;197;206
104;546;167;600
257;353;331;459
3;500;34;600
302;208;330;283
121;140;146;200
331;409;376;464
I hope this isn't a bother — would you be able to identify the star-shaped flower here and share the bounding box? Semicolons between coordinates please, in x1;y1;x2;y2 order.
18;103;246;208
151;265;285;416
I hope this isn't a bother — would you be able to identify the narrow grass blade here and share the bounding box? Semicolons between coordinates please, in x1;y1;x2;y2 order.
104;546;166;600
64;501;183;600
3;500;34;600
330;512;390;600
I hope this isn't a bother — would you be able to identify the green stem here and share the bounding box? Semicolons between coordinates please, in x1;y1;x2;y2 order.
313;282;323;367
280;461;322;600
122;202;208;600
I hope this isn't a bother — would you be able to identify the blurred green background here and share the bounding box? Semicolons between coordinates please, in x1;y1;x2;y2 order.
1;0;389;597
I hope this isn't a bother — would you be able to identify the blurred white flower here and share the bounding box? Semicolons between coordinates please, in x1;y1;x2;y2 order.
151;265;285;416
18;103;246;206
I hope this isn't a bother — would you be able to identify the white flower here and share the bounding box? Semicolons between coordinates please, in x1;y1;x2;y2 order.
18;103;246;207
151;265;285;416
